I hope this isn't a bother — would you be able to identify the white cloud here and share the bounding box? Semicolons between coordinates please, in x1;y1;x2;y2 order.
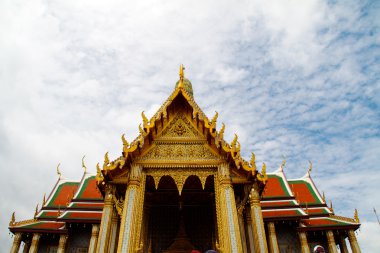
1;0;379;250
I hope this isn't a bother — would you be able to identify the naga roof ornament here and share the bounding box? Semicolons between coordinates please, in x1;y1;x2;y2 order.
34;204;39;218
56;163;62;179
95;163;104;184
9;212;15;226
307;160;312;176
82;155;87;173
354;209;360;223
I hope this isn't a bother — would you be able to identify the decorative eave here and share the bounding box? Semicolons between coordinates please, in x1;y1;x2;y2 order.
98;66;268;188
297;215;360;232
9;220;67;234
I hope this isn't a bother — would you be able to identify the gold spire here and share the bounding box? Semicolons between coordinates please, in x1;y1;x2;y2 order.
178;64;185;89
82;155;87;173
42;193;46;206
354;209;360;223
56;163;62;179
322;191;326;202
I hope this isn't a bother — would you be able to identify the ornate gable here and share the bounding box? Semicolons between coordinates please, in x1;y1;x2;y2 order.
135;112;222;165
158;114;202;140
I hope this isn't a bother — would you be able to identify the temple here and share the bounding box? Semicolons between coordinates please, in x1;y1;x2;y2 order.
9;66;361;253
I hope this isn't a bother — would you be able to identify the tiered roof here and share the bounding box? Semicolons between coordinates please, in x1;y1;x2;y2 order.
9;172;103;234
261;165;360;231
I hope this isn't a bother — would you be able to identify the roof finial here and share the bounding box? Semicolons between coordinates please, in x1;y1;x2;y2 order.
307;160;312;176
178;64;185;89
9;212;15;226
354;209;360;223
34;204;39;218
42;193;46;205
280;155;286;171
329;200;334;213
57;163;62;179
82;155;87;173
322;191;326;202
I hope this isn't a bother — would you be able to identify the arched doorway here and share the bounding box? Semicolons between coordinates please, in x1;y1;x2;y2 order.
144;174;216;253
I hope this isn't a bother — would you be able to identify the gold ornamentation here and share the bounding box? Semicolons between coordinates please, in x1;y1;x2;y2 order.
153;176;161;189
178;64;185;89
114;195;124;216
9;212;15;226
159;114;199;139
96;163;104;184
281;155;286;170
34;204;39;218
42;193;46;206
104;152;110;168
354;209;360;223
142;111;149;127
103;151;125;171
9;218;39;228
257;162;268;182
57;163;62;179
308;160;312;175
137;143;219;162
146;168;214;194
122;134;138;158
329;200;334;213
329;214;357;223
204;111;218;136
82;155;87;173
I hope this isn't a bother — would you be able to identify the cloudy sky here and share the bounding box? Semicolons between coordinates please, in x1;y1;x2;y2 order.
1;0;379;251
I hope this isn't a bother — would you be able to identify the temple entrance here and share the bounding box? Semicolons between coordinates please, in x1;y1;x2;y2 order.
144;174;216;253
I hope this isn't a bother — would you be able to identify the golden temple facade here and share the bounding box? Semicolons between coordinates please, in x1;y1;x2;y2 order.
9;66;361;253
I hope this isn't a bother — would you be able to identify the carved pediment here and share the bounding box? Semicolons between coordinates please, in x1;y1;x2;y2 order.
158;114;204;140
136;143;221;163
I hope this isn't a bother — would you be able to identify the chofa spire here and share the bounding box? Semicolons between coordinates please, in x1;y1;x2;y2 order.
175;65;194;97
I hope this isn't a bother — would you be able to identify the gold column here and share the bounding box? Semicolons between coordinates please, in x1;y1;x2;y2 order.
216;163;243;253
28;233;41;253
57;234;68;253
108;208;119;253
216;164;243;252
88;224;100;253
298;231;310;253
248;183;268;253
237;209;248;253
267;222;280;253
117;164;146;253
22;240;31;253
326;230;338;253
245;206;255;252
96;185;114;252
348;230;361;253
339;236;349;253
10;232;22;253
